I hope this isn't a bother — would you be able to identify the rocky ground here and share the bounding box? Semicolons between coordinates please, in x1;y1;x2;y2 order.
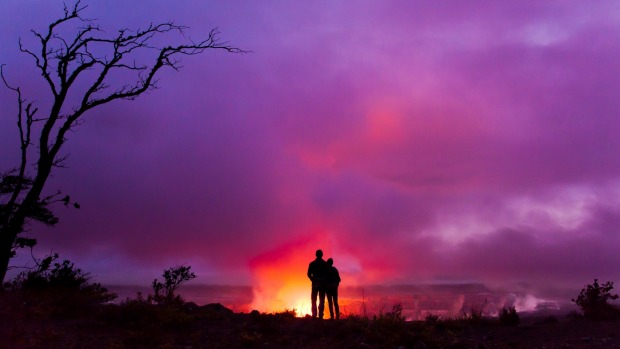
1;293;619;349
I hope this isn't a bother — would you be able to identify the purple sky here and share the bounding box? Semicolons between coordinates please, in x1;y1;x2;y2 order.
1;1;620;291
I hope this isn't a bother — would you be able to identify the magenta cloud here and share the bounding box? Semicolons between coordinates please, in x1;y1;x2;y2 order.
1;1;619;288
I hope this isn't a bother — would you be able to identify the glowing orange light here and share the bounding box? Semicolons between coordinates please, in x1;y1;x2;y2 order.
249;234;332;317
252;280;312;317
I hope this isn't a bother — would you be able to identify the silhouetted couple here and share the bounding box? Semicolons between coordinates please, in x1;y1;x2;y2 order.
307;249;341;319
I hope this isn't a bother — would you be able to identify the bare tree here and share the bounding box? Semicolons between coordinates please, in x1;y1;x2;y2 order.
0;1;243;283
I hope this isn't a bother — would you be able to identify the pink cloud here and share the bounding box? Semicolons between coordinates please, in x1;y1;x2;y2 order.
1;0;620;293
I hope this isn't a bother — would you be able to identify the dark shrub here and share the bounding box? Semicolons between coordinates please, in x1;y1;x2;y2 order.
5;255;116;317
425;313;440;323
498;306;519;326
366;304;415;347
572;279;619;320
8;255;116;303
150;265;196;305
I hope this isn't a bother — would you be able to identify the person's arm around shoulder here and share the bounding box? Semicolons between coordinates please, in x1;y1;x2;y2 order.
334;267;341;283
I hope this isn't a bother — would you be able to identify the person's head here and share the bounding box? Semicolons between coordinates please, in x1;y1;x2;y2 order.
327;258;333;266
315;249;323;258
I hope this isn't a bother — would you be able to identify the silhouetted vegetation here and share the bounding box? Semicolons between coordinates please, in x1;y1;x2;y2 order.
2;296;619;348
3;270;620;348
5;254;116;302
149;265;196;305
1;254;116;321
0;0;243;283
499;306;520;326
572;279;619;320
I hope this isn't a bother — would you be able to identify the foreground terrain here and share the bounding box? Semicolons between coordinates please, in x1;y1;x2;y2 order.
1;291;618;349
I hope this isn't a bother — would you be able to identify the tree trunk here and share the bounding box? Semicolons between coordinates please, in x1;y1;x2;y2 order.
0;162;52;284
0;2;242;283
0;231;15;283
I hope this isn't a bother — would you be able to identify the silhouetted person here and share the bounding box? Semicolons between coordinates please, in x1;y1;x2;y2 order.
326;257;341;319
307;249;328;318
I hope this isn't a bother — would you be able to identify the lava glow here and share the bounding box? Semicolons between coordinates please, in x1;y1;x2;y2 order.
252;277;313;317
249;236;333;316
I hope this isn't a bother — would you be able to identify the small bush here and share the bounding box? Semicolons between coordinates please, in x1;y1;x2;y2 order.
366;304;414;347
460;306;485;322
425;313;440;323
149;265;196;305
498;306;519;326
374;303;405;323
8;255;116;303
572;279;619;320
274;308;297;320
4;255;116;318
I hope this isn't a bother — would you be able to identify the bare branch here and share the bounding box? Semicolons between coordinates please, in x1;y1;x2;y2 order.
0;66;36;221
1;1;244;282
